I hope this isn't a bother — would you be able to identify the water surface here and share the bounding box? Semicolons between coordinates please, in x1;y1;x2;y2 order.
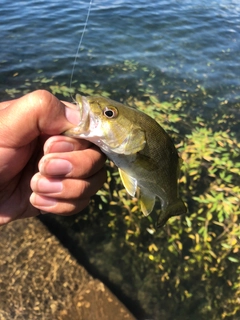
1;1;240;319
1;0;240;111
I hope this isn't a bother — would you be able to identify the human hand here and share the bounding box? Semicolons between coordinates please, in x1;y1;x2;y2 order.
0;90;106;225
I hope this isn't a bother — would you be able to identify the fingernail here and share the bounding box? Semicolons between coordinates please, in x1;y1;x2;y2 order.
30;194;57;207
45;141;74;153
65;105;80;125
36;178;63;193
40;158;72;175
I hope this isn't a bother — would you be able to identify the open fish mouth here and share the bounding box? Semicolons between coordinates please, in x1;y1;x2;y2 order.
75;94;90;129
63;94;90;137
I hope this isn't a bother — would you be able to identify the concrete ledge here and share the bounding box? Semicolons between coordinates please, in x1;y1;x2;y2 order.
0;218;135;320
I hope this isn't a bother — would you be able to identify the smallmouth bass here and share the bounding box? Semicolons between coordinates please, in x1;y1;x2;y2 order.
64;94;187;227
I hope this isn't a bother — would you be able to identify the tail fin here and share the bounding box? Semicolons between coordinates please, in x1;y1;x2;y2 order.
157;199;187;228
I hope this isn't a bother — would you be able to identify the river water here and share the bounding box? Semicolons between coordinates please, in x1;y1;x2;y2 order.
1;1;240;319
1;0;240;109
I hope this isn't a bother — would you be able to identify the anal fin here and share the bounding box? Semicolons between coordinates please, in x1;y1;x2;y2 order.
140;190;155;216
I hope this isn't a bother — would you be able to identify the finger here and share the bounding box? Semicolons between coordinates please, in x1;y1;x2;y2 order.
30;195;90;216
38;145;106;179
29;169;106;215
43;135;91;154
0;90;80;148
0;100;12;110
30;167;106;199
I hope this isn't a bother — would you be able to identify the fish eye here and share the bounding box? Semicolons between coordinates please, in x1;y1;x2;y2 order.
103;107;118;119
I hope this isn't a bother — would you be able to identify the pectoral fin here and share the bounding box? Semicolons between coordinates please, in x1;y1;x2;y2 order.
123;127;146;155
140;190;155;216
119;168;137;197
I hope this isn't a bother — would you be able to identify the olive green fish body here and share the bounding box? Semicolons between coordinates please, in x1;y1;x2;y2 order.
65;94;187;227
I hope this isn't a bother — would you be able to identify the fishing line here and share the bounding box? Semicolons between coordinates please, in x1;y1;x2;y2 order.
70;0;93;97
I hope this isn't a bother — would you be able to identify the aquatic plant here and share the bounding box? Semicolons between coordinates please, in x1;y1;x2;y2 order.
71;81;240;319
4;63;240;319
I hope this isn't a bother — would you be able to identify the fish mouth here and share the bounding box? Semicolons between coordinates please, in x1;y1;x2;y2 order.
75;94;90;130
63;94;90;137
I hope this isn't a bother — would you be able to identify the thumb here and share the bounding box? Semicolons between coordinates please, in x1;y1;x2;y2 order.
0;90;80;147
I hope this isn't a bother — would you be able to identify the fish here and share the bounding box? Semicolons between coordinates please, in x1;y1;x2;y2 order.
64;94;187;227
